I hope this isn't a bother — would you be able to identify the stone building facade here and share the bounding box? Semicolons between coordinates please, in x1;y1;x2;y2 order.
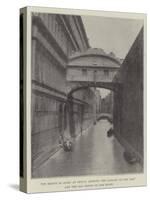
31;13;97;173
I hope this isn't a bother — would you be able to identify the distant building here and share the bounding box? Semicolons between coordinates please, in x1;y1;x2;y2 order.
95;89;102;114
101;92;114;114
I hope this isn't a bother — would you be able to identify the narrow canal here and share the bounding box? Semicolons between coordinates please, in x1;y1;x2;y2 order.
33;119;142;178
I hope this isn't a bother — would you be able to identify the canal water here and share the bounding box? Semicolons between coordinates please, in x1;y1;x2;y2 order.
33;119;142;178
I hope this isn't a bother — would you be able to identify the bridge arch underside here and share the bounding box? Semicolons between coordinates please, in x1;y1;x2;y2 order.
67;82;121;97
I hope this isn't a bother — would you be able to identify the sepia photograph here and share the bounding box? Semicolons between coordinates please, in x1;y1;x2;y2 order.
31;11;144;178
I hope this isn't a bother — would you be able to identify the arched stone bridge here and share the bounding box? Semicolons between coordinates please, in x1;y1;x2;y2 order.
66;48;122;97
66;48;122;138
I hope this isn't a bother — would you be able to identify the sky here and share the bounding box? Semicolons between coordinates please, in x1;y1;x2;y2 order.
81;15;143;98
82;15;143;59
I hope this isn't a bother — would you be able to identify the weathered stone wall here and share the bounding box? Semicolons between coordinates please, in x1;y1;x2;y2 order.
31;13;95;173
113;28;144;163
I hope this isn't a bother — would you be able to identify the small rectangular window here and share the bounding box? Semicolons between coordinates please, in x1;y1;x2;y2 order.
104;69;109;76
82;69;87;76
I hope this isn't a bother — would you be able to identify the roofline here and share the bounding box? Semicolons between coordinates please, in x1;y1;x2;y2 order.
60;15;90;50
77;16;90;48
68;53;121;66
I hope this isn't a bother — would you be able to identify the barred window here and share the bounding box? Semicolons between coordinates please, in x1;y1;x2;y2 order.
82;69;87;76
104;69;109;76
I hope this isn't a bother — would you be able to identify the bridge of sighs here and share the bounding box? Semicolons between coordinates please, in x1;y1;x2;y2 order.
66;48;122;138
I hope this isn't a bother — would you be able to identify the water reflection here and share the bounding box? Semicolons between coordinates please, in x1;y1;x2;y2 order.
33;119;142;178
